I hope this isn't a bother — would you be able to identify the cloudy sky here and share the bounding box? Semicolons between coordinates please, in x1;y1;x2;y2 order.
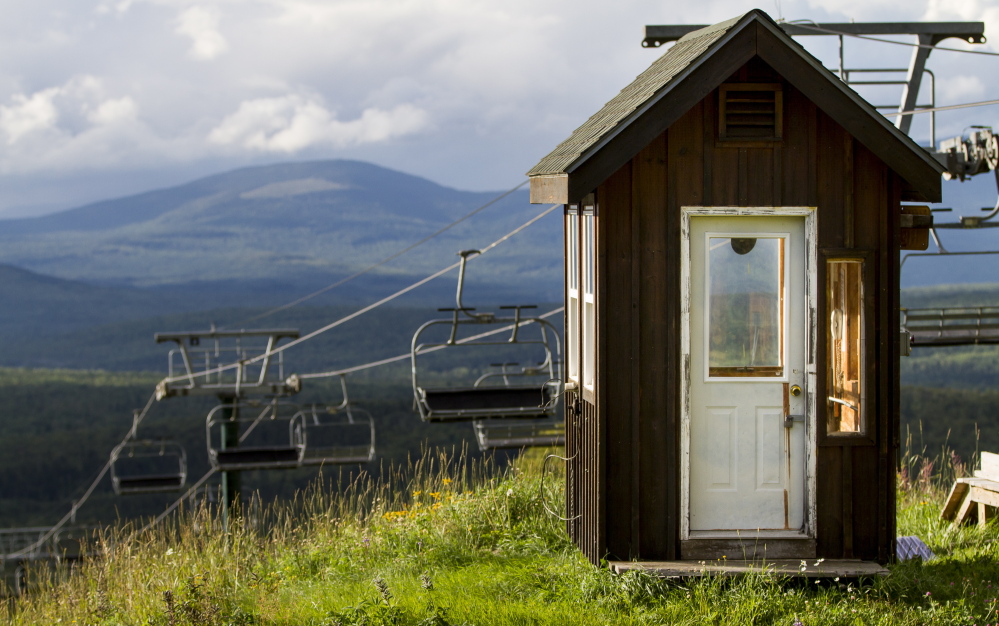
0;0;996;218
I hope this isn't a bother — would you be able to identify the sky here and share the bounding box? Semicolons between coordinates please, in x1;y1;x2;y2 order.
0;0;997;218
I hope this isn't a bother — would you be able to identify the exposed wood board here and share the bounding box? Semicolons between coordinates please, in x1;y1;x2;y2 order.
754;21;942;203
610;559;888;578
941;480;970;520
530;175;568;204
976;452;999;482
969;486;999;509
681;538;817;560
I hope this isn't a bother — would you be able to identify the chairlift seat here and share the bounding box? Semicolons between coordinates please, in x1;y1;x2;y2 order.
419;385;553;422
110;440;187;495
212;446;304;470
473;418;565;450
301;446;373;465
115;474;186;494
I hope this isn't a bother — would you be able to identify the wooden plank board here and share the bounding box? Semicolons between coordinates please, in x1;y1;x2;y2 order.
681;538;816;560
610;559;887;578
600;160;634;561
942;478;997;520
635;131;671;558
976;451;999;482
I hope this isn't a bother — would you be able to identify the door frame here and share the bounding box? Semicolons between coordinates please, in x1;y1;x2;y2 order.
679;206;818;541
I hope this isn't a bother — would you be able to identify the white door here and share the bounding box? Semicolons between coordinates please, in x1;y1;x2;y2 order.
685;213;810;534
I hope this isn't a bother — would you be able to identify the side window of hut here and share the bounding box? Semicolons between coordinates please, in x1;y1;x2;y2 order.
827;259;864;434
582;205;596;390
566;207;580;384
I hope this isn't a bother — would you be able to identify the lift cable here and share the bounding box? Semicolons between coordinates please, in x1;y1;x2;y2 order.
137;305;566;533
787;21;999;57
2;391;158;561
158;203;562;388
224;180;529;328
140;468;218;534
883;99;999;117
299;306;565;379
3;203;561;554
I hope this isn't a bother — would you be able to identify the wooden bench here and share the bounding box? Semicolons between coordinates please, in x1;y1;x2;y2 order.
941;451;999;527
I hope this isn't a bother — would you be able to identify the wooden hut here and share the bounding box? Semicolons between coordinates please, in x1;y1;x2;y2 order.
528;9;943;573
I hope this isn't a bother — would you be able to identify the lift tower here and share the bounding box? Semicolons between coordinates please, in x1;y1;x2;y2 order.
154;328;301;528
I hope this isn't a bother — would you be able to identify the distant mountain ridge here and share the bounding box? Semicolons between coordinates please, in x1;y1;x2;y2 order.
0;160;561;292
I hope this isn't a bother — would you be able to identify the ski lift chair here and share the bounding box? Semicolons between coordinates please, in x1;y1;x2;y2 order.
110;440;188;495
472;417;565;451
412;315;561;421
902;306;999;347
295;375;375;465
205;400;305;471
410;250;562;422
297;404;376;465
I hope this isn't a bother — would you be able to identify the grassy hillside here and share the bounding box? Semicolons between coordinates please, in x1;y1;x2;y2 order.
3;449;998;625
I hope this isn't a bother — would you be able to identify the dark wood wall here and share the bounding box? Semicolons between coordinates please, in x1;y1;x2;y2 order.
566;64;901;564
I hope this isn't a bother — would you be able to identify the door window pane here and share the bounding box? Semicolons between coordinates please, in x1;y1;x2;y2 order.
707;236;784;377
827;260;863;434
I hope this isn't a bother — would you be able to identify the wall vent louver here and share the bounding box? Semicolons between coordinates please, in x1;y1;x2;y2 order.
719;83;783;141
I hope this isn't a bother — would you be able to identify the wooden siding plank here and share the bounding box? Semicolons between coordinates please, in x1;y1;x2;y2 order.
852;445;880;559
784;87;814;206
667;104;708;559
636;131;670;558
816;111;847;248
710;147;740;206
746;147;774;205
602;158;636;560
816;446;844;557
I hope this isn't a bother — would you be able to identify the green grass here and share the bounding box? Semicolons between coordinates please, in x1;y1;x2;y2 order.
4;448;999;625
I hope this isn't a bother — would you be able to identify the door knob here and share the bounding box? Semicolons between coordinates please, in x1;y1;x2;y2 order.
790;385;802;397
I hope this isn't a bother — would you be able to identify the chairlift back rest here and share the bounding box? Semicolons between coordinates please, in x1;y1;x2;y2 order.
903;307;999;346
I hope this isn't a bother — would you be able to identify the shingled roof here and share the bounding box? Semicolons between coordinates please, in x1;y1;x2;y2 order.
527;9;944;204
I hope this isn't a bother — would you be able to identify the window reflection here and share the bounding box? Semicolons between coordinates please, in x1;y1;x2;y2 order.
708;236;784;377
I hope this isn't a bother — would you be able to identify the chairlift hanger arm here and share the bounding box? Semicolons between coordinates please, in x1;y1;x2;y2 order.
154;329;300;343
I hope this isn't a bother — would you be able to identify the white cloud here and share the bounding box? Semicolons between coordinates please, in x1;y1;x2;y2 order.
88;96;139;125
939;75;986;104
175;6;228;60
0;88;60;144
208;94;429;152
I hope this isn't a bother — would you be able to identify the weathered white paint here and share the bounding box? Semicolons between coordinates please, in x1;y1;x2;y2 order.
680;206;817;542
